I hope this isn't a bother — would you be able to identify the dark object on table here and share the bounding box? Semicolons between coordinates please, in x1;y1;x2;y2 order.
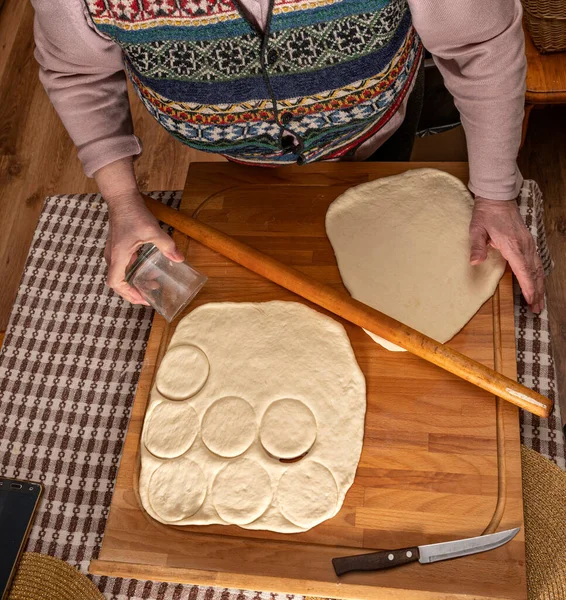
0;479;42;599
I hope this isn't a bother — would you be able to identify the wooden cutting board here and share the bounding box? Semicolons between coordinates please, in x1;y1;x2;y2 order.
90;162;526;600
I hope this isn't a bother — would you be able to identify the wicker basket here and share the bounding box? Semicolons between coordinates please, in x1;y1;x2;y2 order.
522;0;566;53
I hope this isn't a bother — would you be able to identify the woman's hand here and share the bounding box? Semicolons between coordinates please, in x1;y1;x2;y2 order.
93;157;184;305
105;191;184;305
470;197;544;314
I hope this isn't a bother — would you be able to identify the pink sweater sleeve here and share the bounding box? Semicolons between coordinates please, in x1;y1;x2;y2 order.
32;0;142;177
409;0;526;200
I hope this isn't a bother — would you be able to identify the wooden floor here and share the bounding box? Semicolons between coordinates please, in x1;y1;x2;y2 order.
0;0;222;339
0;0;564;424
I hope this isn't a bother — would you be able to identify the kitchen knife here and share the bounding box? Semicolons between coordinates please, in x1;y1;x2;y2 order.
333;527;520;576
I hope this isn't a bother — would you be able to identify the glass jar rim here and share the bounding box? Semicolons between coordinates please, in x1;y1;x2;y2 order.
125;243;159;283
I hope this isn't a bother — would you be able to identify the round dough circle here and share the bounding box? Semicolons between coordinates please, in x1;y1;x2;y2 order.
156;345;209;400
260;398;317;459
144;401;199;459
212;458;272;525
277;461;338;528
148;458;206;522
202;397;256;458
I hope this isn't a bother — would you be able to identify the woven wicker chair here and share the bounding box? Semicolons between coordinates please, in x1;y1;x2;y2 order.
523;0;566;53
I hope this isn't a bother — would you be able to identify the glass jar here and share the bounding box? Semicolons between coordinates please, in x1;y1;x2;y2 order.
126;244;207;322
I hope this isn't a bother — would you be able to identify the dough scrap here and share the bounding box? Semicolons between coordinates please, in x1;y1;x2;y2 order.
260;398;317;459
202;397;256;458
277;461;338;528
139;301;366;532
144;401;199;459
156;344;209;400
148;458;206;522
325;169;507;351
212;458;272;525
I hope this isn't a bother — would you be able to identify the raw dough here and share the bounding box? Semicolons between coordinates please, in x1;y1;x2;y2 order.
148;457;206;522
202;397;256;458
144;400;199;459
260;398;317;459
277;461;338;528
212;458;272;525
139;301;366;532
325;169;507;351
156;344;209;400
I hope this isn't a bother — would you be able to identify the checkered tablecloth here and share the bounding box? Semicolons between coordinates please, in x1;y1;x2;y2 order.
0;184;564;599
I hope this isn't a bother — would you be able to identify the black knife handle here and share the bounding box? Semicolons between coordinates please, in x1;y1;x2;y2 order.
333;547;420;576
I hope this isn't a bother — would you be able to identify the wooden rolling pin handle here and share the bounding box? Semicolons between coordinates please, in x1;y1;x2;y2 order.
144;196;553;419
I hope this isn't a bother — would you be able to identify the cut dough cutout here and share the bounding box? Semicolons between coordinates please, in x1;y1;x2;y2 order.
144;401;199;459
156;344;209;400
277;461;338;528
202;397;256;458
326;169;506;351
212;458;272;525
148;458;206;522
260;398;317;459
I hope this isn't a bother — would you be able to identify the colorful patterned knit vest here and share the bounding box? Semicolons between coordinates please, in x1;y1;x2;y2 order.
85;0;422;166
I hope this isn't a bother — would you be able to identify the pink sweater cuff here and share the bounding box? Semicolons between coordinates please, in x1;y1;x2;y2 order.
79;135;143;177
468;170;524;201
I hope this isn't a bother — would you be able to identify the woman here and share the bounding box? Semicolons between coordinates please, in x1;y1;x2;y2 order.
31;0;544;312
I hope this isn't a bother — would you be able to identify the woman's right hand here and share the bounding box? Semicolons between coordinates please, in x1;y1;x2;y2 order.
105;191;184;305
93;157;184;305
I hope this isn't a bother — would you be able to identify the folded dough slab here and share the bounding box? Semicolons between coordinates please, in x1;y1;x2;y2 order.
325;169;507;351
139;301;366;533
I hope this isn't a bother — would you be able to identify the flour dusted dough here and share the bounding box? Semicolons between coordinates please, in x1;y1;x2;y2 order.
277;461;338;528
212;458;272;525
325;169;507;351
144;400;199;459
260;398;317;459
156;344;209;399
148;458;206;521
202;397;256;458
139;301;366;533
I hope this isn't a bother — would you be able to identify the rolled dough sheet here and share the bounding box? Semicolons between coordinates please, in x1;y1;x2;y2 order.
139;301;366;533
325;168;507;351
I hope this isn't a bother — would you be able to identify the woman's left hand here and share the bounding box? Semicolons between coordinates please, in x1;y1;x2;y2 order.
469;197;544;314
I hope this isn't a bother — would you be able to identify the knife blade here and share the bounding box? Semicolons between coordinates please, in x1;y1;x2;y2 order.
332;527;520;576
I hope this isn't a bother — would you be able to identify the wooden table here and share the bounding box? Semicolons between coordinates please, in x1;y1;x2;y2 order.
90;162;527;600
523;27;566;142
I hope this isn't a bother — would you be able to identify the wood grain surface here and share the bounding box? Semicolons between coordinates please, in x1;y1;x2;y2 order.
90;162;526;600
144;195;551;418
524;26;566;104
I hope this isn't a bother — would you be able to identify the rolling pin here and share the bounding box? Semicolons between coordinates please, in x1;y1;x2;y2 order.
145;196;553;419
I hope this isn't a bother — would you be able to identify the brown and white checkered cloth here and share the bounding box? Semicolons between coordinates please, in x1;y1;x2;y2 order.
515;182;564;469
0;183;564;599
